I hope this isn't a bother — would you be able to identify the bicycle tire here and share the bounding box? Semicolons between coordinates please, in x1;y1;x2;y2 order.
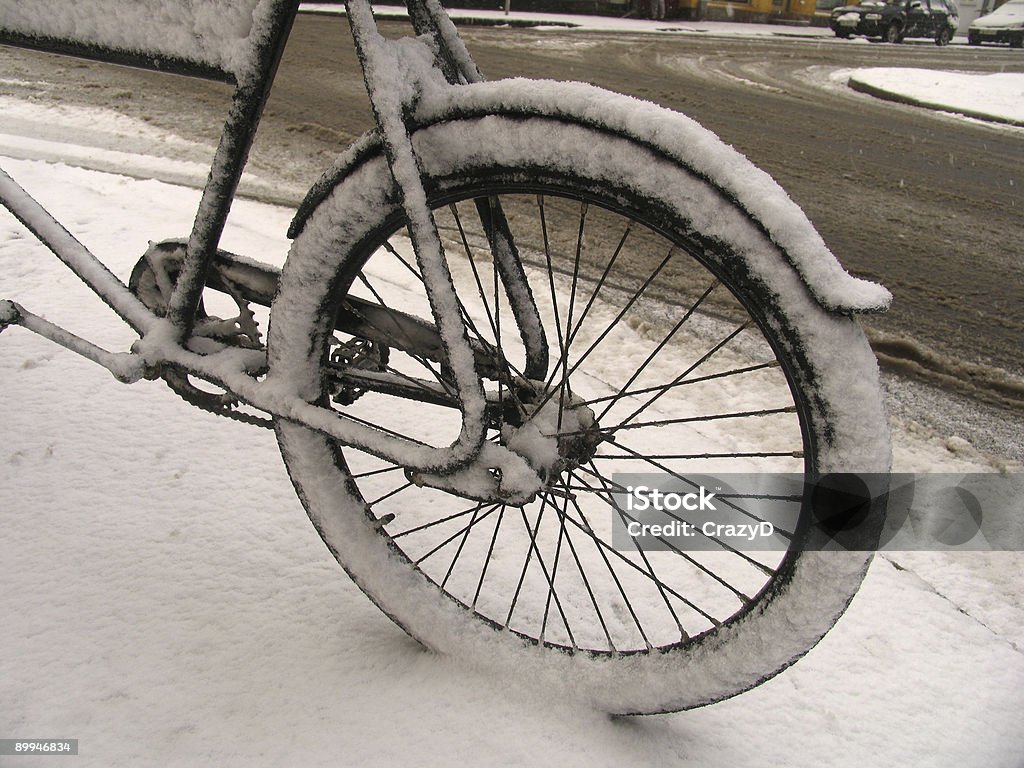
269;114;890;714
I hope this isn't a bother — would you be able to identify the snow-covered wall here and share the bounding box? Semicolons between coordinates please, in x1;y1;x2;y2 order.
0;0;273;79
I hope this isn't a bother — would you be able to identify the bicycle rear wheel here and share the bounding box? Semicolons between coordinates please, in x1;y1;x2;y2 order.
269;115;890;713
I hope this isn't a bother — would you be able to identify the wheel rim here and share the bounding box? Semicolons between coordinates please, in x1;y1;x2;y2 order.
310;183;819;655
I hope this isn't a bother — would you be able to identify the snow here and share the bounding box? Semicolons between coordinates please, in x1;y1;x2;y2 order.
3;144;1023;768
2;16;1023;766
843;68;1024;127
0;0;273;81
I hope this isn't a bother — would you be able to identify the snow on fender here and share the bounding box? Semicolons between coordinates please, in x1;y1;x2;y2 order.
411;79;892;316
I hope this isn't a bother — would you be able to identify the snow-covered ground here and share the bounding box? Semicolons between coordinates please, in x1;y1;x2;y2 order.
843;68;1024;126
2;18;1023;767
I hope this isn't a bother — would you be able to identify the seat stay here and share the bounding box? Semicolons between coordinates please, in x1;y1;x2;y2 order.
346;0;492;459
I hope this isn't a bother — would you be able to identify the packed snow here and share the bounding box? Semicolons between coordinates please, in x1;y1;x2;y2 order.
2;11;1023;766
844;68;1024;126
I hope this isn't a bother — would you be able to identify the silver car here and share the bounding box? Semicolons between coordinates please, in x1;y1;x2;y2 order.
969;0;1024;47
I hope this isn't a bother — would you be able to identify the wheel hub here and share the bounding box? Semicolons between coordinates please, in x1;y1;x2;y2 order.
501;385;603;487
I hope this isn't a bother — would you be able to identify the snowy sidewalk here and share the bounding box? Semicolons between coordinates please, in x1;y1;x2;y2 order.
1;14;1022;760
2;130;1023;764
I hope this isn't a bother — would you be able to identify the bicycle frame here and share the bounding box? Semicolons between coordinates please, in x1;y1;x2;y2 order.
0;0;549;499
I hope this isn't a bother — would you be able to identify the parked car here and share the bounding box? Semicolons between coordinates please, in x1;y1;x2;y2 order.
968;0;1024;46
830;0;960;44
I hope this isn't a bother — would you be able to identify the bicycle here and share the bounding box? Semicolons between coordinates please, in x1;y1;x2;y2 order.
0;0;892;714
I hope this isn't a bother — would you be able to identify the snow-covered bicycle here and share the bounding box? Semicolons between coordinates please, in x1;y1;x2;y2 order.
0;0;892;714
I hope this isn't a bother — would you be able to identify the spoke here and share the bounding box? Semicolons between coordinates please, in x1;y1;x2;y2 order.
501;493;578;648
563;481;723;626
450;202;531;417
504;494;551;627
539;195;573;440
413;503;501;567
472;504;506;609
564;218;633;350
562;473;677;645
350;464;404;480
538;194;566;356
555;405;799;438
544;200;588;436
596;450;803;461
582;464;688;638
577;464;750;604
532;246;676;417
544;485;617;651
517;502;577;648
391;499;495;540
596;279;720;423
618;319;751;428
562;490;654;646
450;203;502;350
339;407;432;450
540;486;573;645
591;440;796;539
563;201;588;355
441;502;487;590
580;360;781;408
576;463;778;580
539;195;569;382
366;480;414;507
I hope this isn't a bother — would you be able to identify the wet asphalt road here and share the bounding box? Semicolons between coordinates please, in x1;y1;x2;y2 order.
269;17;1024;402
1;14;1022;455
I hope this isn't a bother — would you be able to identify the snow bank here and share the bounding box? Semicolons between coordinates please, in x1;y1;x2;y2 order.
843;68;1024;127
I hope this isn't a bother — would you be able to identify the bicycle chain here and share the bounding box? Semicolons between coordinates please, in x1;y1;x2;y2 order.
130;248;276;430
166;370;276;429
163;292;276;430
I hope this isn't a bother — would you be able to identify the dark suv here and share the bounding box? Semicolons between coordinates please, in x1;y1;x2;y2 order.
830;0;960;44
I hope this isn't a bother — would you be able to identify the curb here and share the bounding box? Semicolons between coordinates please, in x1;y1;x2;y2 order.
847;75;1024;128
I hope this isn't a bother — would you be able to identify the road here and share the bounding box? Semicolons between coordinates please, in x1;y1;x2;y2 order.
1;14;1022;454
431;23;1024;401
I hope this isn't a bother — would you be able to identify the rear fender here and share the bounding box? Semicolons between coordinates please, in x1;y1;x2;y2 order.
289;80;891;316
